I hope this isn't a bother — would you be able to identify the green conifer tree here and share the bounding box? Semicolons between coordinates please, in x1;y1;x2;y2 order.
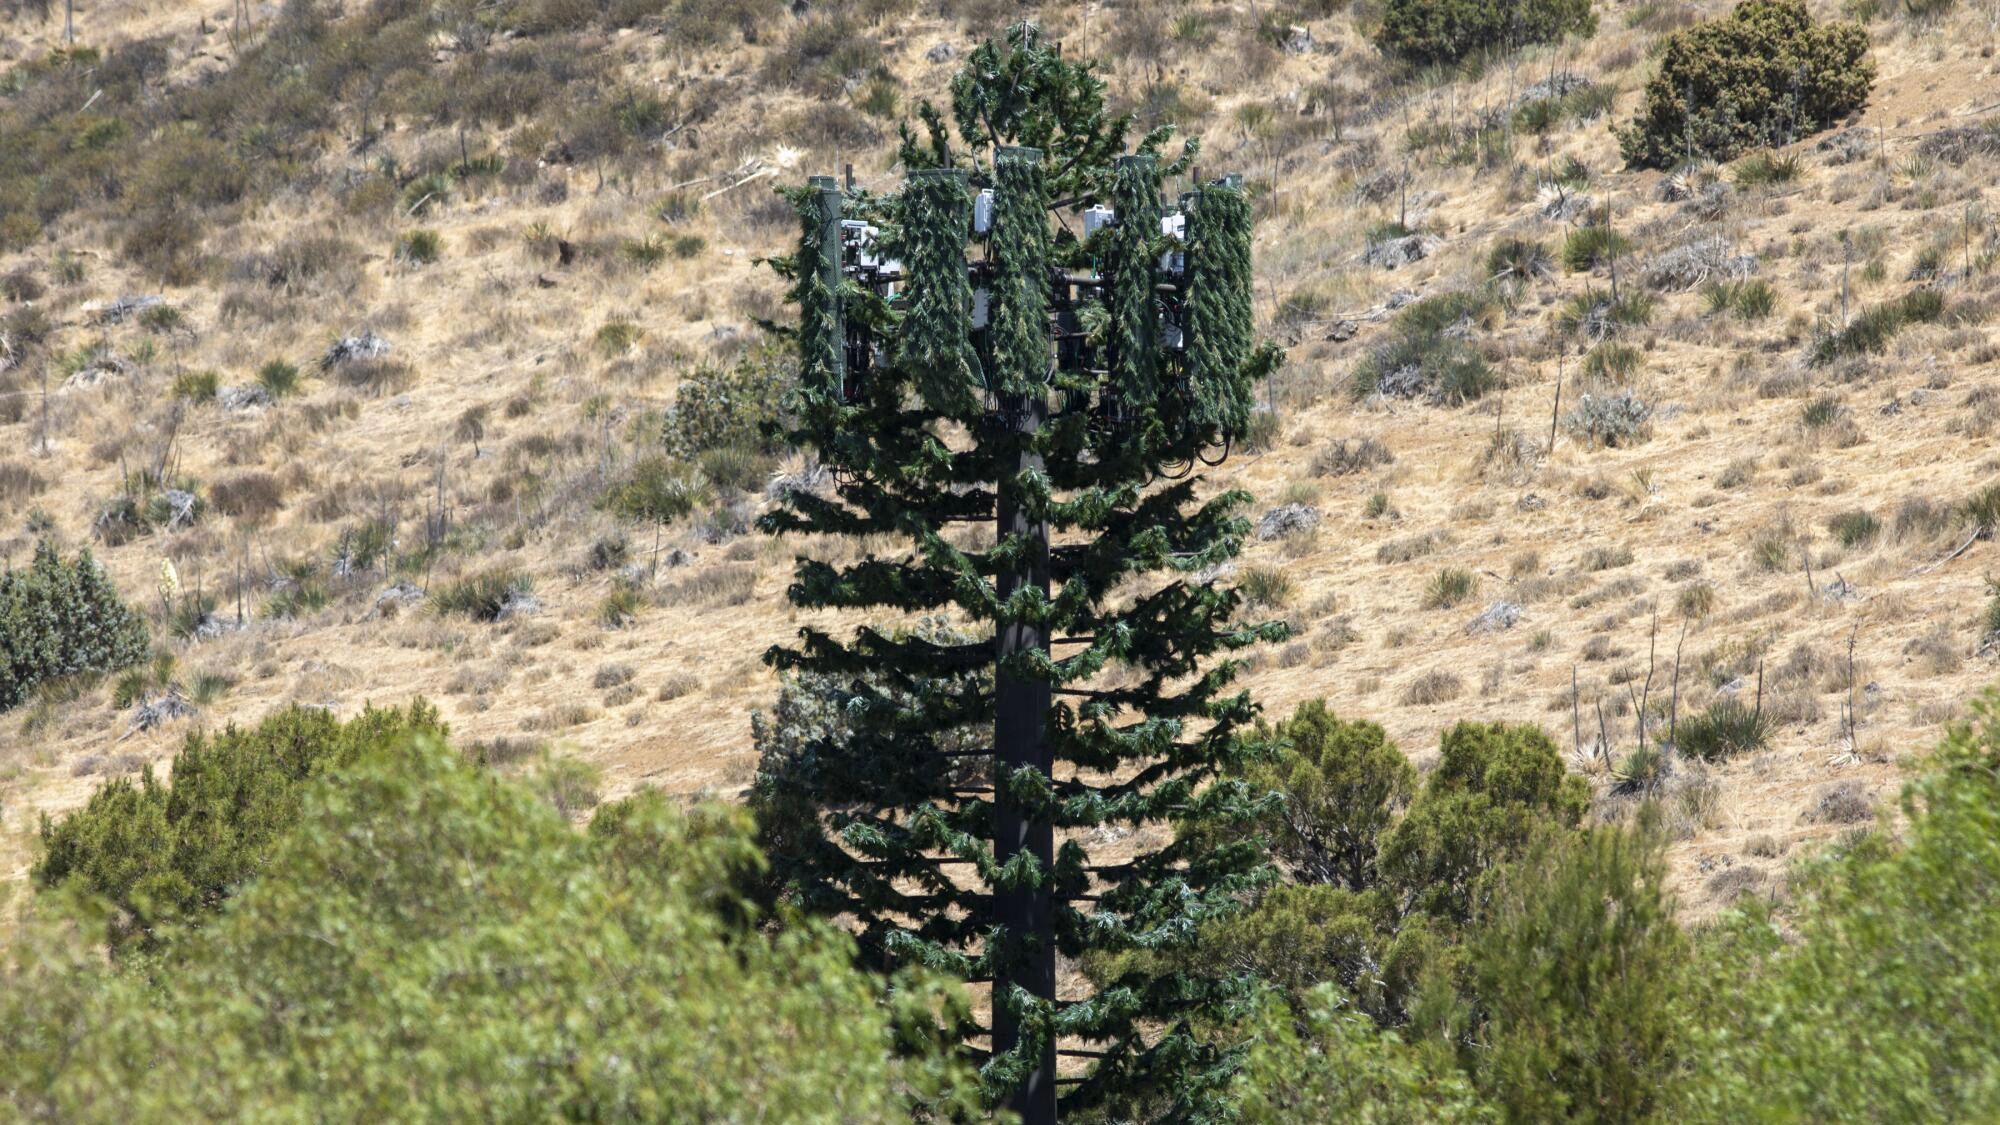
753;23;1283;1124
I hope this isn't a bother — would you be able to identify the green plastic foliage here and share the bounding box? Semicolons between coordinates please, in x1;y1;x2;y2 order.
1105;154;1163;410
5;736;980;1121
901;21;1193;208
1677;690;2000;1123
1619;0;1873;167
33;702;447;952
789;177;844;399
989;146;1051;397
0;540;149;712
1375;0;1597;66
1185;181;1255;435
759;29;1286;1121
897;169;979;416
1237;985;1493;1124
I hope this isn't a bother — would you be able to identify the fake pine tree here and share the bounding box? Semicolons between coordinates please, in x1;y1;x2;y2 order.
753;24;1283;1124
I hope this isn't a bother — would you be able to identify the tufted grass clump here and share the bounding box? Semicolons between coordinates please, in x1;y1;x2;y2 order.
1423;567;1478;610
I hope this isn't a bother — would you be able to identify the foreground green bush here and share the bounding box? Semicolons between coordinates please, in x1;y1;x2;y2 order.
34;702;446;951
0;541;149;712
1620;0;1872;167
7;735;978;1120
1678;690;2000;1122
1374;0;1597;66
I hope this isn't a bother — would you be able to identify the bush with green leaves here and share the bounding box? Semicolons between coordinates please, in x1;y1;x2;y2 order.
1374;0;1597;66
430;568;534;621
1216;703;1679;1123
660;349;796;459
1563;389;1653;447
1619;0;1873;168
1236;984;1491;1124
1676;691;2000;1122
7;733;979;1120
1;540;150;712
1350;289;1501;404
1202;706;1591;1026
34;702;446;951
1461;815;1687;1123
1805;287;1945;366
1674;698;1772;761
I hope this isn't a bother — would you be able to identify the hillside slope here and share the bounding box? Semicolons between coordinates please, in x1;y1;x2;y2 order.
3;0;1999;912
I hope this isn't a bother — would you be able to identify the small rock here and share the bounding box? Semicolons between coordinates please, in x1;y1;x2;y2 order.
1257;504;1321;541
925;42;956;63
89;294;163;325
218;383;272;411
161;489;199;530
1195;561;1236;585
377;580;425;606
321;331;391;370
1364;232;1441;270
1516;493;1547;512
1538;187;1594;223
1323;319;1359;343
1466;601;1523;634
494;589;541;621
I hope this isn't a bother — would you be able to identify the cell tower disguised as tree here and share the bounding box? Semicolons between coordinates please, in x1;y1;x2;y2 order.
753;23;1282;1124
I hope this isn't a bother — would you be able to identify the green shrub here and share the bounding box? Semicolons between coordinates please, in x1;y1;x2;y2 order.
1676;698;1772;761
1962;482;2000;537
620;235;669;269
1806;287;1946;365
1466;819;1685;1123
1350;290;1500;404
1678;691;2000;1121
1619;0;1874;168
594;319;643;356
32;702;445;951
1582;342;1643;382
1236;985;1488;1123
257;358;301;397
1246;702;1413;890
401;172;453;216
1423;567;1478;609
1374;0;1597;66
394;228;442;265
171;369;220;402
1560;223;1632;272
1734;150;1802;187
1704;278;1778;320
1828;508;1880;547
601;458;712;525
9;734;972;1120
1801;394;1846;429
1378;721;1590;922
0;541;150;712
1485;237;1552;283
662;350;797;457
1239;565;1297;609
653;191;703;224
431;568;533;622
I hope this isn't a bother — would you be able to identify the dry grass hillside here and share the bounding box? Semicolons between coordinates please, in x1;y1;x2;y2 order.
3;0;1999;913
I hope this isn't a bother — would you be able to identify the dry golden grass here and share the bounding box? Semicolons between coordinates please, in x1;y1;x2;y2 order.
5;0;2000;918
